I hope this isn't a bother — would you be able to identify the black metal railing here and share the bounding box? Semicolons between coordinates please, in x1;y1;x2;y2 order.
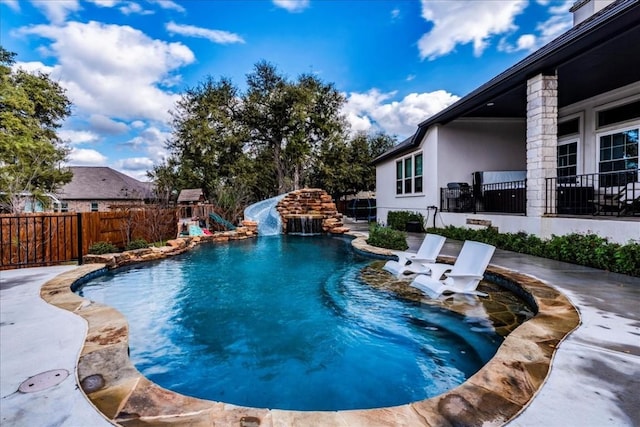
346;199;377;221
440;179;526;214
545;171;639;216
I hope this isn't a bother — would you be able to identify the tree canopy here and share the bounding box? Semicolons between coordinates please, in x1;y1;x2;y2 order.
152;61;396;213
0;46;72;213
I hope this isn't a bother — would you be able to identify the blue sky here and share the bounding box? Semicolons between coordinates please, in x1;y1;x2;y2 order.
1;0;575;181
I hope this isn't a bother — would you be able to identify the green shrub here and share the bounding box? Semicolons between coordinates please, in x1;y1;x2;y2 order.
366;224;408;251
125;238;149;251
614;242;640;277
424;226;639;277
88;241;119;255
387;211;425;232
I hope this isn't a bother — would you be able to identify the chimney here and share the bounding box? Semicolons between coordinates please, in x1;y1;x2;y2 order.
570;0;616;25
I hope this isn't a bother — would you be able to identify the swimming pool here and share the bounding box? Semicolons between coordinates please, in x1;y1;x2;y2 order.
76;235;505;411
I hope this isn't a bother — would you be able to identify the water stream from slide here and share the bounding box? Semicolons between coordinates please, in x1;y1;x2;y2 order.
243;194;287;236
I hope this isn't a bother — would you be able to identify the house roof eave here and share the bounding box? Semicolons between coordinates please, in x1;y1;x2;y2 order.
406;0;640;154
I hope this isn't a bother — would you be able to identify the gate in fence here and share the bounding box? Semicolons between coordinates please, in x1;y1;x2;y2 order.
0;213;83;270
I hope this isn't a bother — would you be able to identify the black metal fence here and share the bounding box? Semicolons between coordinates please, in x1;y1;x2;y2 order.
0;213;83;270
440;180;527;215
545;171;639;216
345;199;377;221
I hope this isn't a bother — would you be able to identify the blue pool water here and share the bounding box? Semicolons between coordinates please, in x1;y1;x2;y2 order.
77;235;503;411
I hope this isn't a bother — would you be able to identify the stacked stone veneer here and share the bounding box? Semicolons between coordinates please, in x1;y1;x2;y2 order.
526;73;558;217
83;220;258;267
276;188;349;234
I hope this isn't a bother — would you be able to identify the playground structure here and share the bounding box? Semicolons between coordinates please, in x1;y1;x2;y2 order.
177;204;236;238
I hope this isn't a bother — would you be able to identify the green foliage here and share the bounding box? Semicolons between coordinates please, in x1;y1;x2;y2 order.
387;211;425;232
426;226;640;277
155;61;395;206
209;181;252;225
614;243;640;277
311;131;395;200
125;238;149;251
0;46;73;213
366;224;408;251
88;241;119;255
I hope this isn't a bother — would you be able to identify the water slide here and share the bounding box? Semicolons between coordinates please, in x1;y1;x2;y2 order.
244;194;287;236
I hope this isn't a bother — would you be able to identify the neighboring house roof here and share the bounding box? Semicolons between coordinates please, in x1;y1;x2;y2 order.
177;188;205;203
373;0;640;164
57;166;153;200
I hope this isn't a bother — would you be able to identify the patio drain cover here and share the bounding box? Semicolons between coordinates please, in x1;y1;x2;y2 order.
18;369;69;393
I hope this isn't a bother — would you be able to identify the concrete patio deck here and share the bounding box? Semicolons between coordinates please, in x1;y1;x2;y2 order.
1;223;639;426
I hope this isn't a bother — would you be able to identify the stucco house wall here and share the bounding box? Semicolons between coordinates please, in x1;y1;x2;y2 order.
373;0;640;244
376;120;526;225
436;119;527;188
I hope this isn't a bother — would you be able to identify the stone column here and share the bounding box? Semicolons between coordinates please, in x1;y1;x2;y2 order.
526;73;558;217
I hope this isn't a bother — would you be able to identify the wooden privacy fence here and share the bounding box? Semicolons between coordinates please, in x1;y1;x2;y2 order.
1;207;178;270
0;213;80;270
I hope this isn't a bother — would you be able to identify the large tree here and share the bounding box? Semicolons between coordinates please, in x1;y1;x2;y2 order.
0;46;72;213
242;62;347;194
157;61;394;218
150;76;252;203
311;131;396;200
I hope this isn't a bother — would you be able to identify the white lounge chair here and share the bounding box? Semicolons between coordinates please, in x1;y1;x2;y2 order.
410;240;495;298
382;233;446;277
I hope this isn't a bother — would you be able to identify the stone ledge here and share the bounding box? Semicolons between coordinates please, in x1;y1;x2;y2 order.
83;230;258;268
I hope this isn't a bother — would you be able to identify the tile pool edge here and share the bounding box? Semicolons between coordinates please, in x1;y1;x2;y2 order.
40;237;580;426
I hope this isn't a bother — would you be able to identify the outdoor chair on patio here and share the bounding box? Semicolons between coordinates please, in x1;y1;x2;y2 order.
382;233;446;278
410;240;495;299
595;181;640;216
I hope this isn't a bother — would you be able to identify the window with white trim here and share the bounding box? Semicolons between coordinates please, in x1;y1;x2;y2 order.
598;127;638;187
557;141;577;181
396;153;423;195
557;116;580;183
90;201;99;212
596;100;639;187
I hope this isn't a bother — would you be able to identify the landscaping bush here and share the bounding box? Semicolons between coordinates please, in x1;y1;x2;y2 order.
125;238;149;251
424;226;640;277
387;211;425;232
366;224;408;251
614;242;640;277
88;241;119;255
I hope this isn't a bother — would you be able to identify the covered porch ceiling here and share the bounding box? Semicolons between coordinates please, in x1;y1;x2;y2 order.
459;5;640;119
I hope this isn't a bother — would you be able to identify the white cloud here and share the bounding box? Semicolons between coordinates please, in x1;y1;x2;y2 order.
391;8;400;21
497;1;573;54
536;12;572;44
119;2;154;15
68;148;108;165
16;21;195;123
166;21;245;44
124;126;171;164
343;89;460;137
418;0;528;60
59;129;100;145
273;0;309;13
149;0;185;12
515;33;537;50
87;0;120;7
89;115;129;135
14;61;55;74
29;0;81;24
114;157;155;180
1;0;20;12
